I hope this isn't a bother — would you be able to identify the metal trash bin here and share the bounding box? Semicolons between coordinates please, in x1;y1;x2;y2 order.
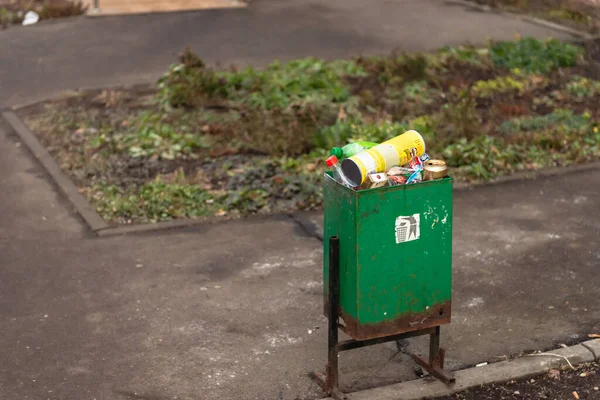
313;173;455;399
323;173;453;340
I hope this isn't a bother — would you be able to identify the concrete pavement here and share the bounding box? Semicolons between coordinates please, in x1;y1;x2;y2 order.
1;1;598;399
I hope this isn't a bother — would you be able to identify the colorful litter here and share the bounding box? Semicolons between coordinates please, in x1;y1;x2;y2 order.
326;130;448;190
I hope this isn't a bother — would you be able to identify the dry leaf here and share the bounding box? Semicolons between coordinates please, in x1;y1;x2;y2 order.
547;369;560;380
573;391;579;399
588;333;600;338
337;107;347;122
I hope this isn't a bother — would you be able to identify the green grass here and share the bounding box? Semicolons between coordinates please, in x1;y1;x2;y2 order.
490;37;582;74
92;179;218;223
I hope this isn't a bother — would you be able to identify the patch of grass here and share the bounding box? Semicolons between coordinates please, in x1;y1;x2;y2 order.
228;58;364;110
115;111;210;160
490;37;583;74
385;80;439;105
223;156;324;214
472;75;526;97
158;50;364;111
547;7;592;27
499;109;591;134
91;178;218;223
565;75;600;98
444;122;600;181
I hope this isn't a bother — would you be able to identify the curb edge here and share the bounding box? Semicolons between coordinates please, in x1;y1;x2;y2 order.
321;340;600;400
1;111;109;233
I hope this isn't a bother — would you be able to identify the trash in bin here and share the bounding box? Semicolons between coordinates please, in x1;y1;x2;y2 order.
330;141;378;160
387;166;416;176
325;155;357;189
361;172;389;189
325;130;450;191
341;130;426;186
388;175;407;186
423;160;448;181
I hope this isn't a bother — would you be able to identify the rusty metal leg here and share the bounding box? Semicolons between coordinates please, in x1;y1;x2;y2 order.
312;237;346;399
326;236;340;394
429;326;440;365
412;326;456;385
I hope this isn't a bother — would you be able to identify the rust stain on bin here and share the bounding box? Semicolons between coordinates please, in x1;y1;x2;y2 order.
323;301;451;341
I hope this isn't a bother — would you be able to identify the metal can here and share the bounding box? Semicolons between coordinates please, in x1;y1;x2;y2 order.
423;160;448;181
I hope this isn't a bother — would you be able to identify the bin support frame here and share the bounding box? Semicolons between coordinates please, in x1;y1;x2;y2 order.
311;236;455;400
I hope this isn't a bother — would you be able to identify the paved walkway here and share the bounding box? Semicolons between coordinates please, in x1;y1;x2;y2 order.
0;2;597;400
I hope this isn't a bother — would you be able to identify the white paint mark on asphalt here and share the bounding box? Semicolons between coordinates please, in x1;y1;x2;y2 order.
265;333;302;348
466;297;484;308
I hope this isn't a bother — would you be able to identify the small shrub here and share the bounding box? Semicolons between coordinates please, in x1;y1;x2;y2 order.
490;37;583;74
157;48;227;109
359;53;430;87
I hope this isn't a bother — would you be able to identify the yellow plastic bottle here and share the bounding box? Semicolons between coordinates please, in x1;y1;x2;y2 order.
341;130;426;185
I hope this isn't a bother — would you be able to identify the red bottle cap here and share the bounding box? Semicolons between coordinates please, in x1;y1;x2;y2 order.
326;155;339;167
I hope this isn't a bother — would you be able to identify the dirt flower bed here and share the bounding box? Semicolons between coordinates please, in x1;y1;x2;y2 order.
431;361;600;400
24;37;600;225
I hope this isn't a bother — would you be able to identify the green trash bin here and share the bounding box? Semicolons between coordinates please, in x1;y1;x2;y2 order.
323;173;453;341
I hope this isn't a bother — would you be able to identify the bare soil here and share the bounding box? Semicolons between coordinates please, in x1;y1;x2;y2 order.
431;362;600;400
